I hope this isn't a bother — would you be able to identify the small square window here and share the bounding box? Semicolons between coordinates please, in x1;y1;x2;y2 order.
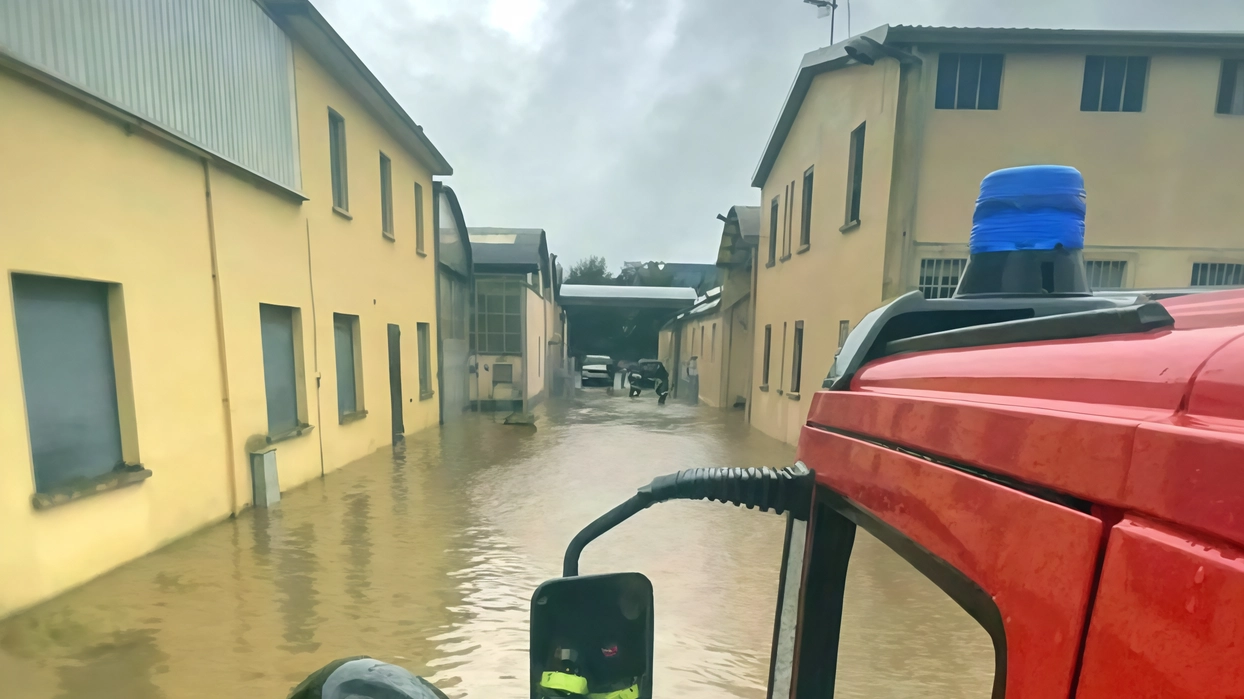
1085;260;1127;290
918;258;967;299
1191;262;1244;287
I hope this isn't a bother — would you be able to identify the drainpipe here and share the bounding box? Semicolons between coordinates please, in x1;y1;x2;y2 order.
305;219;326;476
202;161;240;515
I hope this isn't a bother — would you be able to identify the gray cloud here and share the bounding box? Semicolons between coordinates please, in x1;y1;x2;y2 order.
317;0;1244;267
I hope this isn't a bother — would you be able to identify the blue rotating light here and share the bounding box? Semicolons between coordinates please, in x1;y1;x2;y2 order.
969;165;1086;254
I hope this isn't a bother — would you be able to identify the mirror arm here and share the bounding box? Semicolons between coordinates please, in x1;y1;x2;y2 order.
562;464;814;577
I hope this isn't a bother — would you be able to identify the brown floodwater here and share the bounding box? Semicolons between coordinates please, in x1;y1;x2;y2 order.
0;391;994;698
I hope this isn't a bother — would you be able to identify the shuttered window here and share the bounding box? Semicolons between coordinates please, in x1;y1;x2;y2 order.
418;322;433;399
260;304;301;434
13;275;125;493
334;313;361;418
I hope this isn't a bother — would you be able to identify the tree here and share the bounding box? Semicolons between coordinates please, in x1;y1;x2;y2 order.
565;256;614;285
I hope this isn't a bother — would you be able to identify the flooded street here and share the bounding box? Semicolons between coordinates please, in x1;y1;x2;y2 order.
0;392;993;699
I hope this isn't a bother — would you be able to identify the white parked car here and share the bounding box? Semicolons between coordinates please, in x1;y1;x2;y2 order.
581;355;613;385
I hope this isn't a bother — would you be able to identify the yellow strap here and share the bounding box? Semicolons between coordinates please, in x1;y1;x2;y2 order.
540;671;589;695
588;683;640;699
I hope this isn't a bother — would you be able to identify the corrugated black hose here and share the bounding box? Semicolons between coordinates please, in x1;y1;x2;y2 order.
561;464;814;577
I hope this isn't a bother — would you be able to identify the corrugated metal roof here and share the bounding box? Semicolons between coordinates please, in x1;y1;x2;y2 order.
468;227;547;270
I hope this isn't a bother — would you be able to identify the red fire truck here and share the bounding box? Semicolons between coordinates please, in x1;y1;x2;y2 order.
530;286;1244;699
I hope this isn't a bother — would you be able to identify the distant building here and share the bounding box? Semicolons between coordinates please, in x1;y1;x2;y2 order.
750;25;1244;445
434;185;473;423
0;0;453;615
658;206;759;408
468;228;563;411
619;261;723;295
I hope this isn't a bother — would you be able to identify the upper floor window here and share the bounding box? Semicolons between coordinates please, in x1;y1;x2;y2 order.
935;53;1004;110
1081;56;1148;112
415;182;427;254
1217;59;1244;115
380;153;394;239
919;258;966;299
800;166;814;250
768;196;779;266
1191;262;1244;287
844;123;866;228
329;109;349;211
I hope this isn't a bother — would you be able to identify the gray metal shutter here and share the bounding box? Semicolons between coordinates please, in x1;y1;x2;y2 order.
334;314;357;416
260;304;299;434
12;274;124;492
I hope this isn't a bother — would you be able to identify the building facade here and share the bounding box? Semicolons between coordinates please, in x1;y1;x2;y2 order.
467;228;561;412
750;25;1244;445
0;0;451;616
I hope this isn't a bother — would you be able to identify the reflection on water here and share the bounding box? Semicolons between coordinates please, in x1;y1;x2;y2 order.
0;391;995;698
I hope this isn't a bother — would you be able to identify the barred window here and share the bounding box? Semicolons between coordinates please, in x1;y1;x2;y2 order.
471;278;523;354
918;258;967;299
1191;263;1244;287
1085;260;1127;290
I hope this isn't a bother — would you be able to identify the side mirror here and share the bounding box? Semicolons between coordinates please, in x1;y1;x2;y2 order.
530;573;654;698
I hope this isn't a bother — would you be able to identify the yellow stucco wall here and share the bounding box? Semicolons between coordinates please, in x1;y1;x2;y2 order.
0;70;233;614
525;285;546;404
751;62;901;445
0;41;444;616
911;51;1244;287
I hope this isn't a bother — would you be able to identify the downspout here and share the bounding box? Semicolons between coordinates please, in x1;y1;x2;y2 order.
305;219;326;476
202;161;239;515
745;247;758;425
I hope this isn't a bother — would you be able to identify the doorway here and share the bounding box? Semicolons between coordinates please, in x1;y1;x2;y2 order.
388;324;404;439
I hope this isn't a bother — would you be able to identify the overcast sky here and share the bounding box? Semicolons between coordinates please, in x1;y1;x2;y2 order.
316;0;1244;269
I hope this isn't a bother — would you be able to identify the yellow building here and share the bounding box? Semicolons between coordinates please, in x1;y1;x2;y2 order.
658;206;759;409
0;0;452;617
750;25;1244;445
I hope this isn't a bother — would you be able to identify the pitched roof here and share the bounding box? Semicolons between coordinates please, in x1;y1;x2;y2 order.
259;0;452;176
752;24;1244;189
468;227;549;275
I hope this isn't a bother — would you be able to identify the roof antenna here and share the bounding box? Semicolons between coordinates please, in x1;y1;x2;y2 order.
803;0;839;44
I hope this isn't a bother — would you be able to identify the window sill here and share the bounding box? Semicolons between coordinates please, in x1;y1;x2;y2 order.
420;390;435;401
382;231;395;242
758;384;769;392
796;243;810;255
416;249;428;257
31;464;152;511
776;388;784;396
779;254;792;263
267;423;315;444
840;220;861;233
332;206;353;221
339;410;368;425
765;260;776;269
786;391;802;401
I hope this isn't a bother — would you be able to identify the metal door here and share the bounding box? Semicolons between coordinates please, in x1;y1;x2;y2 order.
438;274;470;422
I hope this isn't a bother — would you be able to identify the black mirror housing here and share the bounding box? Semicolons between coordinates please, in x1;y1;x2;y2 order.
530;572;654;698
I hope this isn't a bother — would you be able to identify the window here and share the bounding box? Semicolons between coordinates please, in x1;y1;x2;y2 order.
785;180;795;258
700;326;705;357
1085;260;1128;289
838;320;850;350
918;258;967;299
800;167;814;249
768;197;779;265
333;313;362;419
790;321;804;394
471;278;523;354
771;494;1000;699
12;274;129;493
935;53;1004;110
493;363;514;384
328;109;349;211
1081;56;1148;112
779;322;788;390
845;123;866;227
1217;59;1244;115
1191;262;1244;286
415;182;426;254
762;324;772;387
260;304;302;435
417;322;433;399
379;153;394;238
711;323;717;361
